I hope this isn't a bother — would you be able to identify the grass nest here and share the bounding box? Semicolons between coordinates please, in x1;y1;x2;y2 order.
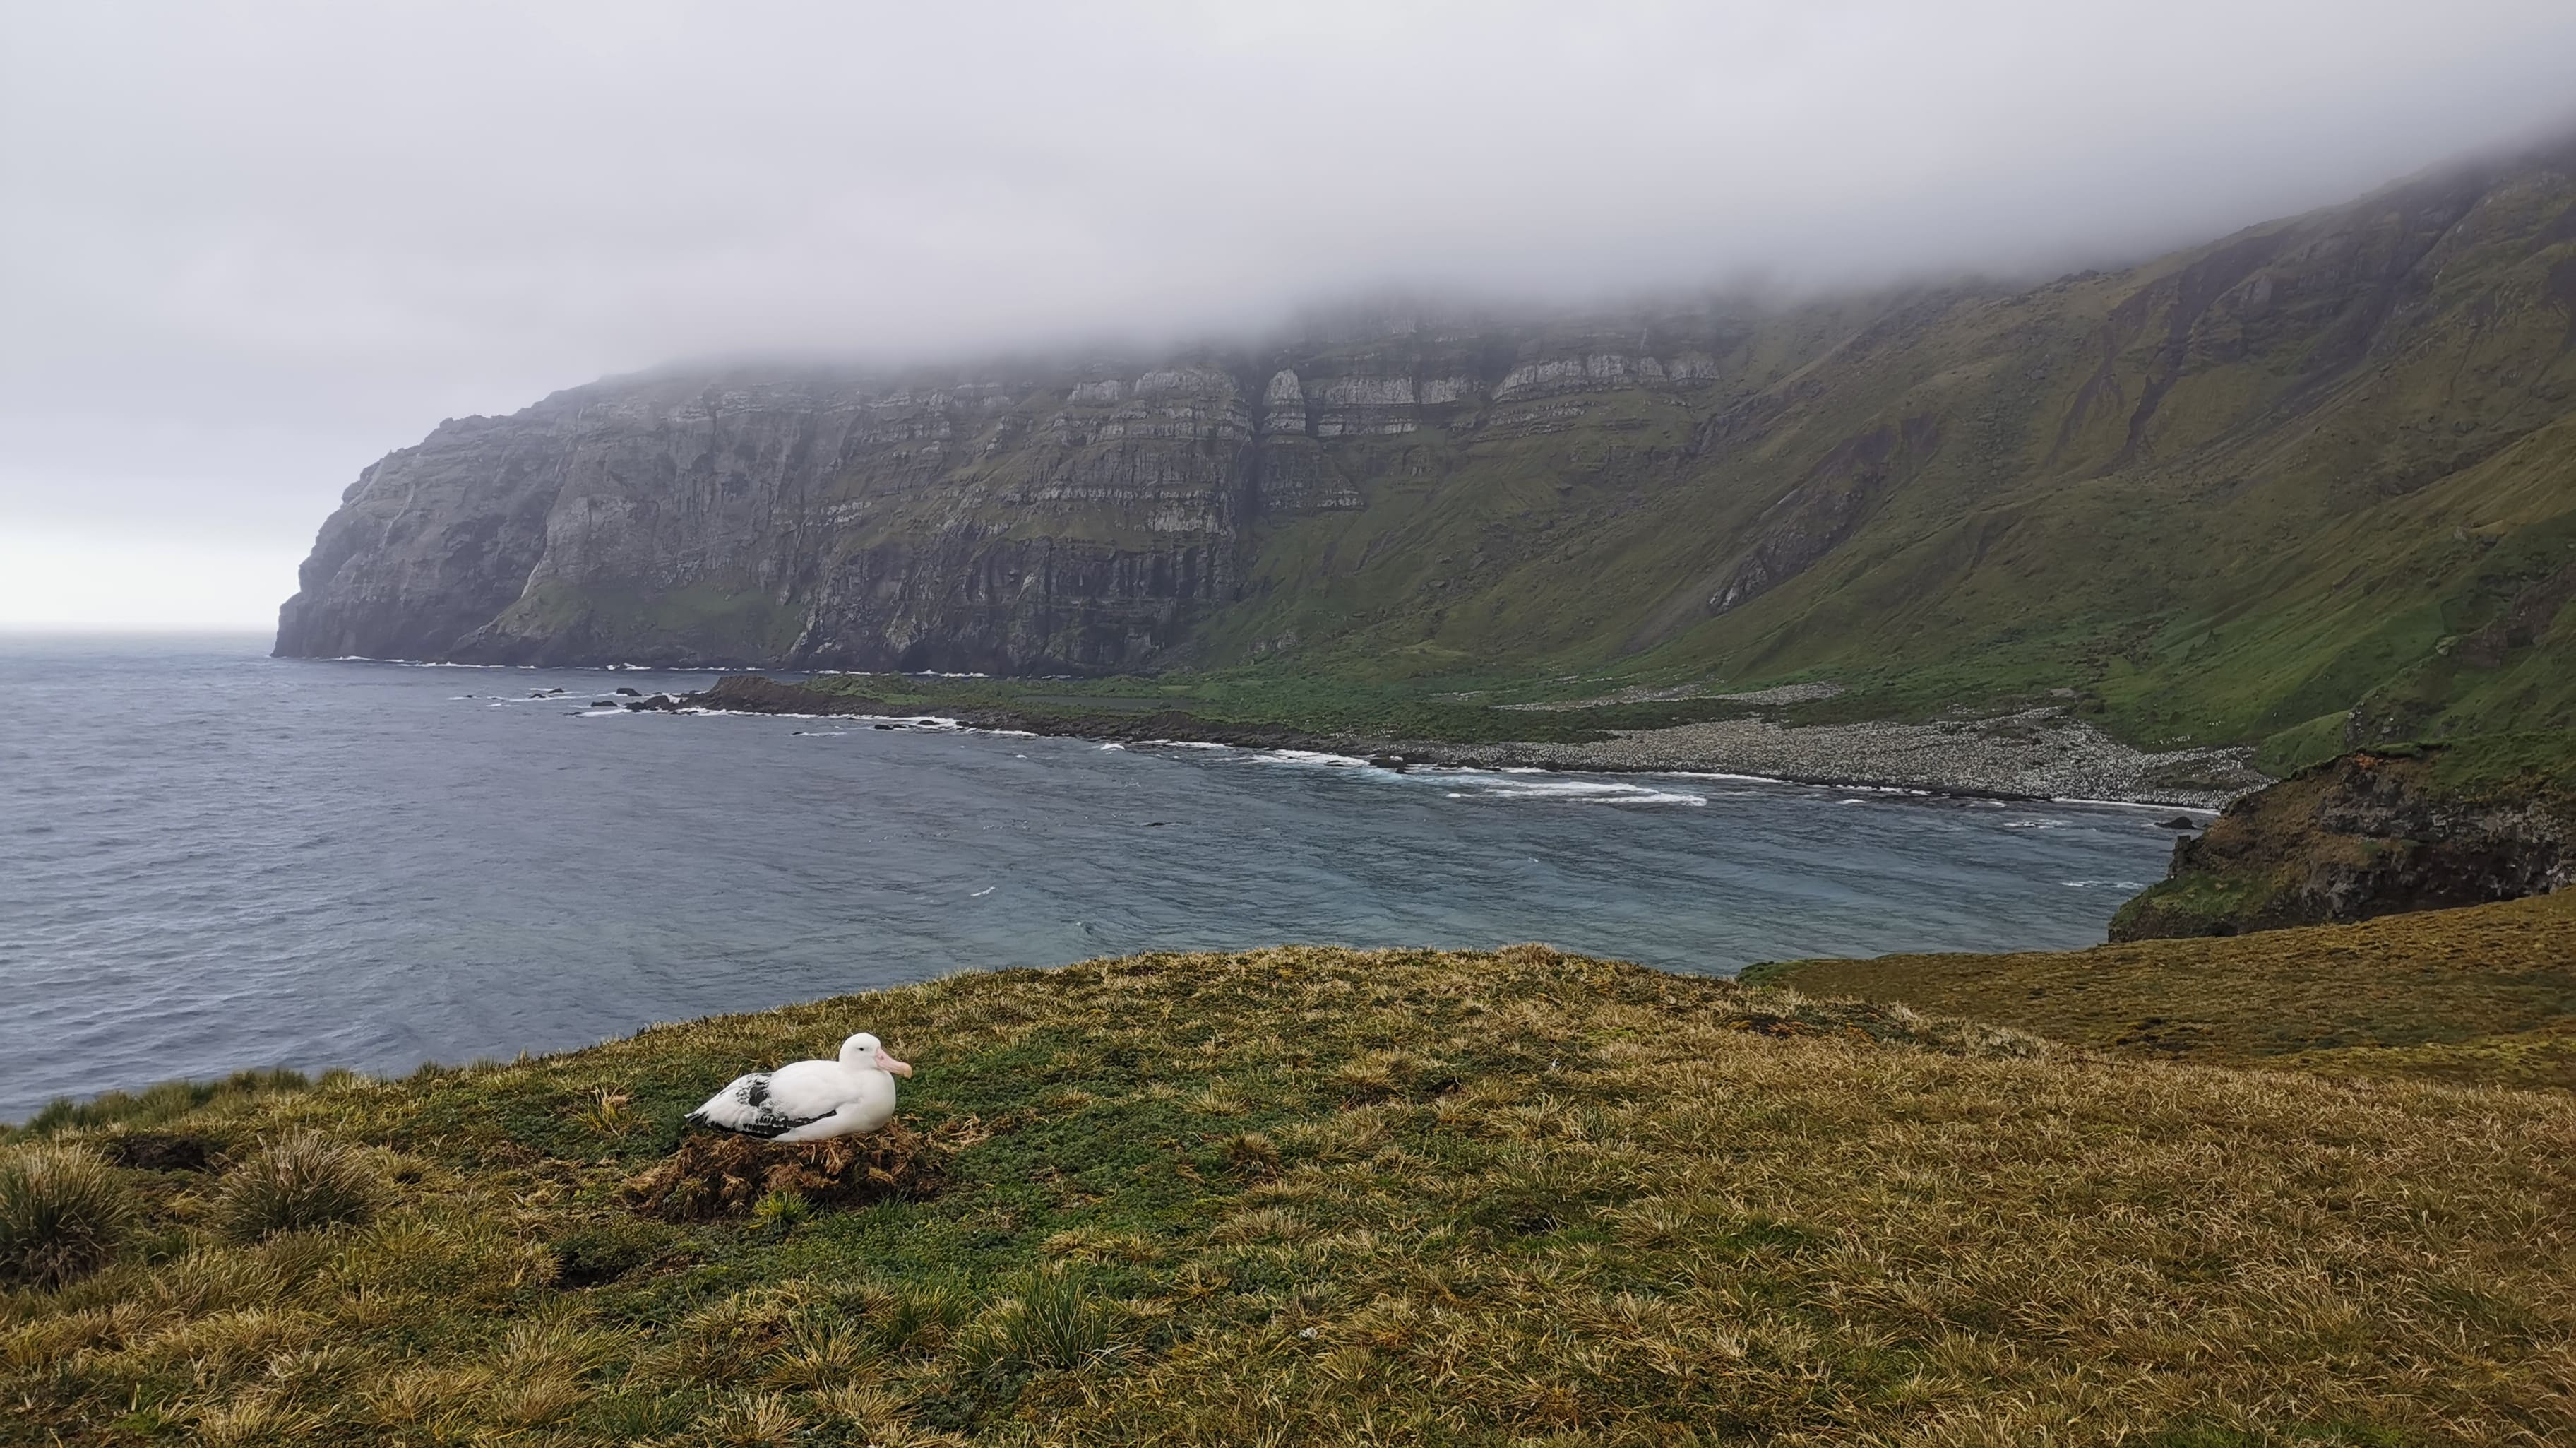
624;1117;952;1221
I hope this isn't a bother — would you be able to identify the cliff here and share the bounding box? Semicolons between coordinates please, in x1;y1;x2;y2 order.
282;131;2576;762
2109;737;2576;939
275;305;1842;672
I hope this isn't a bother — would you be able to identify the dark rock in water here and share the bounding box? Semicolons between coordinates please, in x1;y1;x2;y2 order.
591;699;616;707
623;1119;955;1221
2157;816;2199;831
873;723;897;730
614;687;641;696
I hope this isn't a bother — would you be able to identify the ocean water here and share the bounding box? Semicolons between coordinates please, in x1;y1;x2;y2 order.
0;635;2186;1119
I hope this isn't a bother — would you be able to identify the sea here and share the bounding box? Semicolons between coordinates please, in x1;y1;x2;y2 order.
0;634;2188;1119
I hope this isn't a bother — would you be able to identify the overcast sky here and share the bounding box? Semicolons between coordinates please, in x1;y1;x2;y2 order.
5;1;2574;629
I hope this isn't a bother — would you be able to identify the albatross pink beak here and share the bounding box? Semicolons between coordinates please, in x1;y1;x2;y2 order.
876;1047;913;1078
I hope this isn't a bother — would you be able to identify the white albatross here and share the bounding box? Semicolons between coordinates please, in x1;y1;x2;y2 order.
684;1032;914;1142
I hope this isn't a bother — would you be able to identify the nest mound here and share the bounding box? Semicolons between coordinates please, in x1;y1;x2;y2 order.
624;1119;951;1222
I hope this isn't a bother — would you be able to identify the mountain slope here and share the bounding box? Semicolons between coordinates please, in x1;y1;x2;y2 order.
279;132;2576;756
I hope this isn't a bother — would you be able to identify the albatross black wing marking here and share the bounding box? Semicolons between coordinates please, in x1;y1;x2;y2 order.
684;1072;829;1139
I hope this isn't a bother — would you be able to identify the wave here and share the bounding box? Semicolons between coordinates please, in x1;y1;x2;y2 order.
1251;749;1376;769
1445;778;1707;807
2051;796;2218;814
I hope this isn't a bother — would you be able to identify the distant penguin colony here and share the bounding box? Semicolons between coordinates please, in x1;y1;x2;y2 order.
685;1031;912;1142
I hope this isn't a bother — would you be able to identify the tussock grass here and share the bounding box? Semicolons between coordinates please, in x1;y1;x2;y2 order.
1;944;2570;1444
18;1069;317;1137
951;1270;1123;1375
0;1146;133;1289
214;1132;378;1242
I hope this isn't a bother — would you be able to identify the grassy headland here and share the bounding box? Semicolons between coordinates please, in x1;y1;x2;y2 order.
6;940;2572;1444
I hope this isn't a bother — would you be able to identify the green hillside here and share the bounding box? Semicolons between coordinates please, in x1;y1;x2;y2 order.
1194;133;2576;761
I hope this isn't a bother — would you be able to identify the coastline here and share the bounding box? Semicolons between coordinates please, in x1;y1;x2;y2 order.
637;676;2264;810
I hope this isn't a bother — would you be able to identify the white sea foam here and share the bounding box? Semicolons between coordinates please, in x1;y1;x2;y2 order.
1099;742;1126;751
970;886;995;898
2061;879;2149;889
1252;749;1375;768
1446;778;1707;807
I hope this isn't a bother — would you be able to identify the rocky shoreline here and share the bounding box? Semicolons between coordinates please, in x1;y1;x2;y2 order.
1390;710;2265;809
638;677;2266;809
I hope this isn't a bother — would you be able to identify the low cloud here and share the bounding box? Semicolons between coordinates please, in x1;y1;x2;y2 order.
5;1;2575;624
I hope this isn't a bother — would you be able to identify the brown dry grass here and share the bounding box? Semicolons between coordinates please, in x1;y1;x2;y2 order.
1753;891;2576;1091
1;944;2570;1444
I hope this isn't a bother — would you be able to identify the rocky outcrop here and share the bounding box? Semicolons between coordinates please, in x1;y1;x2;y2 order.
2109;747;2576;939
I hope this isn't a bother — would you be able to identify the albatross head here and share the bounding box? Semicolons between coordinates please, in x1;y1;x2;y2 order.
839;1031;913;1078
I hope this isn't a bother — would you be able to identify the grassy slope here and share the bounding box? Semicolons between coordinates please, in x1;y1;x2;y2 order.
1748;891;2576;1091
1165;137;2576;758
7;946;2574;1444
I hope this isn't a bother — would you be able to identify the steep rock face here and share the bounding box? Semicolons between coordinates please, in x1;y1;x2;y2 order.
2110;748;2576;939
278;309;1804;670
